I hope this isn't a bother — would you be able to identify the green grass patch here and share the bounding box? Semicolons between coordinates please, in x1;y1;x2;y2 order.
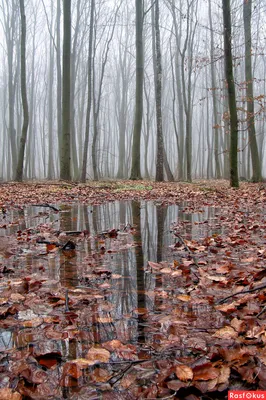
114;184;153;192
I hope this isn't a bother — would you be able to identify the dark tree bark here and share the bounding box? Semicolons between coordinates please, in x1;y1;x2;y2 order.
15;0;29;182
130;0;143;180
56;0;62;163
222;0;239;187
60;0;71;181
80;0;95;182
208;0;221;179
154;0;164;181
243;0;261;182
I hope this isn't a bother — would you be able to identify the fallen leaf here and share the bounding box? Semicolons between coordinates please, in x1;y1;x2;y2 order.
193;364;219;381
175;365;193;381
86;347;110;364
213;326;238;339
0;388;22;400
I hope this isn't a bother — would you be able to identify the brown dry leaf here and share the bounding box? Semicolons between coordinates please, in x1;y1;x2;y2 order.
217;366;230;384
120;372;137;389
230;317;246;333
160;267;172;274
0;388;22;400
206;274;227;282
183;260;194;267
215;302;237;313
167;380;188;391
63;361;83;379
70;358;96;368
193;364;219;381
171;270;182;277
111;274;122;279
175;365;193;381
213;326;238;339
176;295;191;302
90;367;112;383
194;378;218;393
10;293;25;302
22;317;43;328
97;316;113;324
86;347;110;364
148;261;162;270
102;339;122;351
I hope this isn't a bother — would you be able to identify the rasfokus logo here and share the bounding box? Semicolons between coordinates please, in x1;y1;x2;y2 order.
228;392;266;399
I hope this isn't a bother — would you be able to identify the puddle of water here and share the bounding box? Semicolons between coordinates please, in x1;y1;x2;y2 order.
0;201;226;396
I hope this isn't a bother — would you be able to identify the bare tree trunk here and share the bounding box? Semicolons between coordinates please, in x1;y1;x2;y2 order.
243;0;261;182
153;0;164;181
4;1;18;178
60;0;71;180
222;0;239;187
47;8;55;179
130;0;143;180
80;0;94;182
208;0;221;179
15;0;29;182
56;0;62;164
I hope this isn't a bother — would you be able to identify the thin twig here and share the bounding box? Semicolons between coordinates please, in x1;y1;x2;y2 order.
217;283;266;304
31;203;60;212
174;232;199;281
174;232;199;268
257;305;266;318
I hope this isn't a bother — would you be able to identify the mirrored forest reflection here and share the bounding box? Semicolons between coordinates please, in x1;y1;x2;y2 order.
0;200;223;354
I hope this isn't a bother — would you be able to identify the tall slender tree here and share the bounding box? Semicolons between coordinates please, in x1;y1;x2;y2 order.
243;0;261;182
222;0;239;187
153;0;164;181
80;0;95;182
15;0;29;182
60;0;71;181
208;0;221;179
130;0;144;180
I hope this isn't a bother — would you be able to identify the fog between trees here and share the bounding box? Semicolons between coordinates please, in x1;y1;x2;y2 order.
0;0;265;185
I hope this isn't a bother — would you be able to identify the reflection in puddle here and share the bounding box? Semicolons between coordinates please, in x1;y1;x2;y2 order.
0;201;225;396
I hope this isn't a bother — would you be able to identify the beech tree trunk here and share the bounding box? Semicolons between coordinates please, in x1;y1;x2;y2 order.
15;0;29;182
243;0;261;182
130;0;143;180
80;0;94;182
60;0;71;181
222;0;239;187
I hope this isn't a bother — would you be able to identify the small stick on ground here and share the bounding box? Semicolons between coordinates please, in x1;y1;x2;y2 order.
174;232;199;268
217;283;266;304
31;203;60;212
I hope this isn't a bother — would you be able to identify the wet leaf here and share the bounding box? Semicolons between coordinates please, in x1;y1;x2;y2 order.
167;380;188;391
22;317;43;328
0;388;22;400
90;367;112;382
193;363;219;381
120;372;137;389
175;364;193;381
86;347;110;364
213;326;238;339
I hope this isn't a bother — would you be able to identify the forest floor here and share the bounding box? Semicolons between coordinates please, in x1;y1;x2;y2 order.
0;180;266;399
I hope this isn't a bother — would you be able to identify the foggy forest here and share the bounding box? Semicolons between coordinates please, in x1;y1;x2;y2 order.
0;0;265;186
2;1;266;399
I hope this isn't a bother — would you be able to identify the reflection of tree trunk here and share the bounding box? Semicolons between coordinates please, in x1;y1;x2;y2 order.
59;206;78;288
156;206;166;262
132;201;145;342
